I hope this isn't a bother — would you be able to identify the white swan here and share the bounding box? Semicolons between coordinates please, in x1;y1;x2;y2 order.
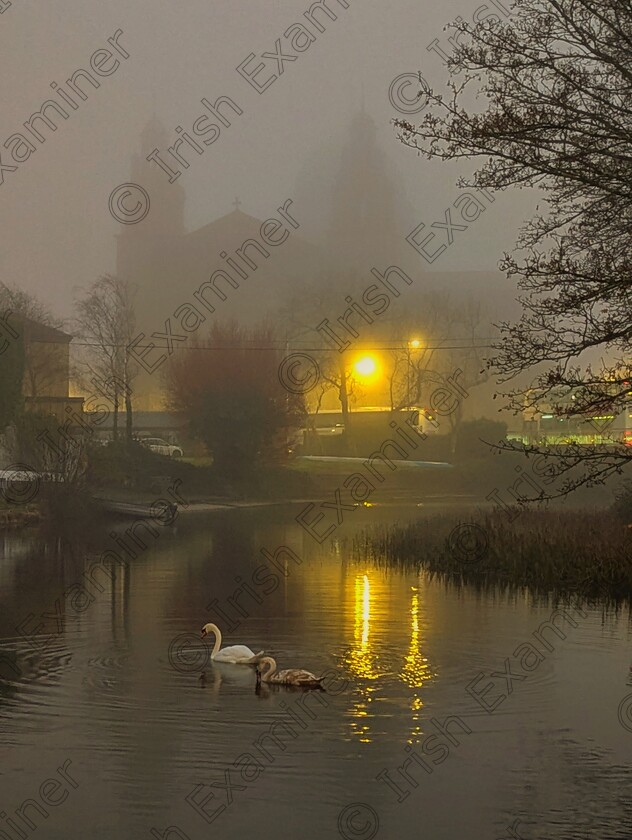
255;656;325;689
200;623;264;665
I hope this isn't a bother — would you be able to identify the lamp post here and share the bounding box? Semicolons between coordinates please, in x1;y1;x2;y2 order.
407;339;421;407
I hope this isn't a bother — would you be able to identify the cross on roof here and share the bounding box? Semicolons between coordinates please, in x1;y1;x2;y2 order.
232;197;242;211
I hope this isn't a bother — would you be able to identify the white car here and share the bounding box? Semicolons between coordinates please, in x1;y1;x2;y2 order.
140;437;183;458
314;423;345;437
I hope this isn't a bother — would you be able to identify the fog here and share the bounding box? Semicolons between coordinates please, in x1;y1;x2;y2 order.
2;5;630;840
0;0;534;316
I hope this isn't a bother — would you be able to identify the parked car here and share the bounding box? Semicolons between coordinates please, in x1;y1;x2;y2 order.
140;437;183;458
317;423;345;437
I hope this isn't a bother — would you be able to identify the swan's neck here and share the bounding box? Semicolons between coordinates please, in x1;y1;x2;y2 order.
210;625;222;656
261;657;276;681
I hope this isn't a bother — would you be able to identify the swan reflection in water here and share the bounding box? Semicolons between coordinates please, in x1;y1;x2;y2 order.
199;662;259;695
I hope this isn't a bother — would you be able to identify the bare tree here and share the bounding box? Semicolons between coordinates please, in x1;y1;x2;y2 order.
18;412;87;486
384;294;489;452
74;276;137;442
395;0;632;493
0;282;58;328
280;275;371;451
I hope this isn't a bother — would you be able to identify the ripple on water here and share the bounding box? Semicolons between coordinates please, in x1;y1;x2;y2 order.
1;517;631;840
499;735;632;839
0;638;72;699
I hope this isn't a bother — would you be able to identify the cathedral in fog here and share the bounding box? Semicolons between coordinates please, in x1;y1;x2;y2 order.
115;113;510;414
116;118;321;409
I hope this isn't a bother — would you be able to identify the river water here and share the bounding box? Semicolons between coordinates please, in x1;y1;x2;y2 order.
0;505;631;840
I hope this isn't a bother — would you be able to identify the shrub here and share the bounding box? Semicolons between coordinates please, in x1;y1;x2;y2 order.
613;481;632;522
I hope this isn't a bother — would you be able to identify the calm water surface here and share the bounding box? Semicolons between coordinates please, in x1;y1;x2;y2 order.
1;506;631;839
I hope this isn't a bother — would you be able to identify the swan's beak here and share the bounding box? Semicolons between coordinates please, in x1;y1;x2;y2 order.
200;629;206;638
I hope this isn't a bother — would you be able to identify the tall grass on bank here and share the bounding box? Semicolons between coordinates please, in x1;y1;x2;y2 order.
352;509;632;602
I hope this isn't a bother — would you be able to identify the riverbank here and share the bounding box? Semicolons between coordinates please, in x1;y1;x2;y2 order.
2;441;626;534
352;507;632;602
0;504;41;529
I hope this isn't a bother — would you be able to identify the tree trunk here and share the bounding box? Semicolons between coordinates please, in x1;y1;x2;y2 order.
125;390;133;443
338;356;353;454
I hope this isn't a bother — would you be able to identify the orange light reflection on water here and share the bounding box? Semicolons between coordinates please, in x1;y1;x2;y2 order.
401;586;436;743
343;576;436;745
345;573;381;743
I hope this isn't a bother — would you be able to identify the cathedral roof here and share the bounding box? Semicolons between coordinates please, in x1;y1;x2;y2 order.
185;208;265;244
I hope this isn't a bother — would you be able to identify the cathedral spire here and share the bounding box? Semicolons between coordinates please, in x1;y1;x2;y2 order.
125;115;186;237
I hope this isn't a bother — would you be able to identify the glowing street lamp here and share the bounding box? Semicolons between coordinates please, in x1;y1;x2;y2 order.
354;355;378;379
409;338;422;349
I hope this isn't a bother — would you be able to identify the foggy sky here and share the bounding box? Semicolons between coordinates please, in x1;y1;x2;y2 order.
0;0;536;320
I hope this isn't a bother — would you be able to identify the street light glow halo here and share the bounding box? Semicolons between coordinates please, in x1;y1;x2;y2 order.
354;355;378;377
